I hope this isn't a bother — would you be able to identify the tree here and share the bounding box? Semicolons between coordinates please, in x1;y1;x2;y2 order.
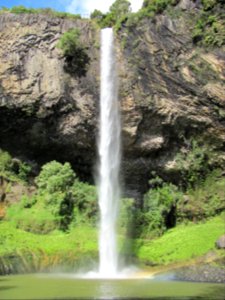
90;9;105;20
109;0;131;18
57;29;90;77
91;0;131;28
36;161;75;194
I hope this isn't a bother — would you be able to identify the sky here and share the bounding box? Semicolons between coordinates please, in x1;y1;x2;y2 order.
0;0;144;16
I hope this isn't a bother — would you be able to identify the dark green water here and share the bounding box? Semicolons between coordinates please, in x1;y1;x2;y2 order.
0;274;224;300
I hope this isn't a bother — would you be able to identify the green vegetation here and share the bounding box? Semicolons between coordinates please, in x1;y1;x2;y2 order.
192;11;225;47
178;170;225;221
142;0;178;15
71;181;97;225
0;147;224;271
7;161;75;233
0;221;97;270
0;6;81;20
119;0;180;28
6;161;97;233
137;140;225;240
90;0;179;30
91;0;131;29
90;0;224;47
137;213;225;265
191;0;225;47
175;140;212;188
57;29;90;77
141;178;182;237
0;149;31;183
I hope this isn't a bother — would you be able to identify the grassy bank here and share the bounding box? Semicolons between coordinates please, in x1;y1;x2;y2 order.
0;222;98;273
0;213;224;273
137;213;225;265
0;152;224;273
0;222;97;257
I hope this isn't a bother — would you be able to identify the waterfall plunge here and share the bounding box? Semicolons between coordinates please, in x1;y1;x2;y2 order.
98;28;121;277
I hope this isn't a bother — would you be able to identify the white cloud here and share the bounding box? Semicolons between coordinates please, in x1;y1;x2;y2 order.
66;0;144;16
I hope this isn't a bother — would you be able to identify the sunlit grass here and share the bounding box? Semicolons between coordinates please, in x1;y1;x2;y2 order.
0;222;98;257
137;213;225;265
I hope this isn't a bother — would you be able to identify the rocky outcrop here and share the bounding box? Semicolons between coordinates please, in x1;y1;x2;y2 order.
0;13;99;181
0;8;225;198
216;235;225;249
118;10;225;195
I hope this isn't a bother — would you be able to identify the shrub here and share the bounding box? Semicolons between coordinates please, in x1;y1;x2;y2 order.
10;5;36;14
91;0;131;29
177;170;225;221
143;0;179;14
17;161;32;181
0;149;31;182
71;181;97;225
35;161;76;230
7;160;99;233
175;140;211;188
202;0;217;10
0;149;12;174
90;9;105;21
192;2;225;47
6;161;76;232
36;161;75;194
110;0;131;18
141;178;182;237
57;29;90;77
7;201;59;234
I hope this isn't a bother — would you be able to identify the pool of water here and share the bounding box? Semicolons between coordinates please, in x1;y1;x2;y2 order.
0;273;224;299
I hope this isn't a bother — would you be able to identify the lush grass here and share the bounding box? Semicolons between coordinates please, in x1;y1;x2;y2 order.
137;213;225;265
0;214;224;272
0;221;97;258
0;6;81;20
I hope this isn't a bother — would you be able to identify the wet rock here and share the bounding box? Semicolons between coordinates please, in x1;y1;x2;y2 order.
174;263;225;283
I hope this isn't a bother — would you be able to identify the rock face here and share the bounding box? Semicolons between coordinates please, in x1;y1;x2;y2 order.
118;12;225;195
0;14;99;180
0;9;225;197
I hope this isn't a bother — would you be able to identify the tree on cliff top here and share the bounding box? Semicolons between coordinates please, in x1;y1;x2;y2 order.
91;0;131;28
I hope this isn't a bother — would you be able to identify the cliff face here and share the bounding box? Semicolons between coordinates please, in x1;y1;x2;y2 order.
118;8;225;195
0;8;224;196
0;14;99;180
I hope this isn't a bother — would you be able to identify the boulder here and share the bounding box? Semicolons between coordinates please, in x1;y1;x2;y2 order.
215;235;225;249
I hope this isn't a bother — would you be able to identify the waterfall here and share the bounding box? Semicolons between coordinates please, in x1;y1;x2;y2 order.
98;28;121;277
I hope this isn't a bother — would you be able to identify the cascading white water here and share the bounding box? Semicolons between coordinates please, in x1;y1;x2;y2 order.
98;28;121;277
